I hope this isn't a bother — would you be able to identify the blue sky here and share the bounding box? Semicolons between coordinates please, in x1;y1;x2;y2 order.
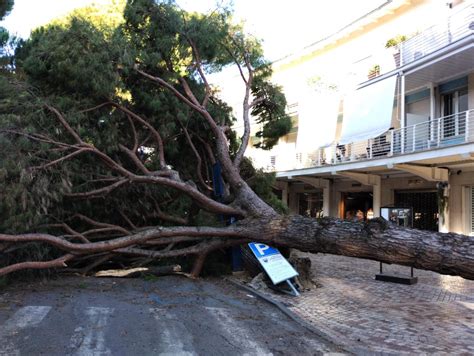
1;0;386;60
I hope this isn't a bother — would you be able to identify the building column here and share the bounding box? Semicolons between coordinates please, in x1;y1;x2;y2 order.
280;182;289;207
429;82;436;142
400;73;406;153
373;182;382;218
439;184;450;233
288;189;299;214
323;182;331;217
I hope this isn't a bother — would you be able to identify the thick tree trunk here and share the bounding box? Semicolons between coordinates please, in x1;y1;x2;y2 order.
1;215;473;279
237;215;474;280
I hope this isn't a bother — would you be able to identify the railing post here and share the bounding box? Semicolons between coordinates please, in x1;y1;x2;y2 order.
466;110;470;143
399;43;403;67
437;117;441;146
412;125;416;152
401;127;405;154
390;130;394;155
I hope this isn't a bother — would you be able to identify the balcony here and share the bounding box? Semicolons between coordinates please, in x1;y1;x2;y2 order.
353;4;474;84
268;109;474;172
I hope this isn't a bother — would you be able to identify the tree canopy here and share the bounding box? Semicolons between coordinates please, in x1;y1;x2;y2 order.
0;0;293;276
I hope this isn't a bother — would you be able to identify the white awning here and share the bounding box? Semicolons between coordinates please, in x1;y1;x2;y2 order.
296;92;339;151
339;75;397;144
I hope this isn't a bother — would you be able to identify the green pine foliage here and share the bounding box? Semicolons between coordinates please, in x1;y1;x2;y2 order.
0;0;289;241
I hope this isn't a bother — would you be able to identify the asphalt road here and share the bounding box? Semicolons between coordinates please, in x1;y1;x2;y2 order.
0;275;341;355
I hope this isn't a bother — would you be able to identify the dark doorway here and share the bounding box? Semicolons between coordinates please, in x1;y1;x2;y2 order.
395;191;438;231
342;192;373;221
298;191;323;218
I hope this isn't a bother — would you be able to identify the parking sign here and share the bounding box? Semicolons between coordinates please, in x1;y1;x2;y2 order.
248;243;298;285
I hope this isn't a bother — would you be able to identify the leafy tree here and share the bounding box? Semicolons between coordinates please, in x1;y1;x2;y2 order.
0;0;472;280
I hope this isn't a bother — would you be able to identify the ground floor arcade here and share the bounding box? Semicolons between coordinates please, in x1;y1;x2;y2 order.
274;144;474;235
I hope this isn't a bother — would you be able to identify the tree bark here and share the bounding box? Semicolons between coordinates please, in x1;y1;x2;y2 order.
1;215;473;280
237;215;474;280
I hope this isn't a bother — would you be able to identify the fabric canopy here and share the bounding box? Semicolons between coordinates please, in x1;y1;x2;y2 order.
296;91;340;151
338;75;397;145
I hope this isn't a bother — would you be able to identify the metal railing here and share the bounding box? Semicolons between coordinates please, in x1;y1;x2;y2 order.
352;4;474;83
267;109;474;172
400;4;474;67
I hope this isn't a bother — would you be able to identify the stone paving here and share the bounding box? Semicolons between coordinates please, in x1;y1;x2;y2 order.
257;253;474;355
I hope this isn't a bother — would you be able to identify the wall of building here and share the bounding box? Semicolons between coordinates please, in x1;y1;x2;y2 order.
448;169;474;235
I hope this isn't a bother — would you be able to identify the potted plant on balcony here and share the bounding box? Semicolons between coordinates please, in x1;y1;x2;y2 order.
367;64;380;80
385;34;407;67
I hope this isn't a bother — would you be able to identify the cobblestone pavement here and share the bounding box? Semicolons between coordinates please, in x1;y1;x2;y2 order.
258;254;474;355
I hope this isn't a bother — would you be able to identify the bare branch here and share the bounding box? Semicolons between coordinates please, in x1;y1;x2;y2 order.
119;143;150;175
30;148;91;171
0;225;245;254
150;199;189;225
135;66;204;113
44;223;90;243
126;114;139;152
186;37;212;107
222;45;248;84
110;103;167;169
65;178;129;199
1;129;77;149
0;254;75;276
81;101;167;168
193;133;217;165
73;214;131;235
233;54;254;168
119;210;137;230
45;105;83;144
177;119;213;192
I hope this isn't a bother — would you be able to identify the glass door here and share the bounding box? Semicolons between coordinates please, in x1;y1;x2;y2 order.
441;88;468;138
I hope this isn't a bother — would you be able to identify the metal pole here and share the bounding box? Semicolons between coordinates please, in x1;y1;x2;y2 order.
400;74;406;153
286;280;300;297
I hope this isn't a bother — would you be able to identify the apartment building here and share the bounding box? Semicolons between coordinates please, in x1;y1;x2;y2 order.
229;0;474;234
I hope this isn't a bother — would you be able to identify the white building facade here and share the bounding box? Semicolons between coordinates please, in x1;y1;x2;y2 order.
232;0;474;235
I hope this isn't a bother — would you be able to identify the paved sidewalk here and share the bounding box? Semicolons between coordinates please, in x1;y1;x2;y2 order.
256;253;474;354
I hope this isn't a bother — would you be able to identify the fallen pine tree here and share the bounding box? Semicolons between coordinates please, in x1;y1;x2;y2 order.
0;0;472;280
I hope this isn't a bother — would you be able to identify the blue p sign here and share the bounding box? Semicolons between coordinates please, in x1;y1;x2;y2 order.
248;243;279;258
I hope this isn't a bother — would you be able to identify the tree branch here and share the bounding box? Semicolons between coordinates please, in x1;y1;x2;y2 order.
73;214;131;235
177;119;212;192
65;178;129;199
119;143;150;175
0;225;245;254
45;105;83;144
0;254;75;276
30;148;91;171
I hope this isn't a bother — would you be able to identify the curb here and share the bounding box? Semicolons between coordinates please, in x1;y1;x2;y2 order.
225;277;378;356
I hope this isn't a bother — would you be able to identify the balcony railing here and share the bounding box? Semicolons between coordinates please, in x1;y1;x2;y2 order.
268;109;474;172
352;4;474;83
400;4;474;67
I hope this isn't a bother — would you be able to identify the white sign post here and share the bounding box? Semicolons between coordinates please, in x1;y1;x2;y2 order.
248;243;300;296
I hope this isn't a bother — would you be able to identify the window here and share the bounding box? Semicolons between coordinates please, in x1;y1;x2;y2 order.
440;88;468;138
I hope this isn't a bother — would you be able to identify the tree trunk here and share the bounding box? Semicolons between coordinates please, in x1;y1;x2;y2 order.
236;215;474;280
1;214;473;279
